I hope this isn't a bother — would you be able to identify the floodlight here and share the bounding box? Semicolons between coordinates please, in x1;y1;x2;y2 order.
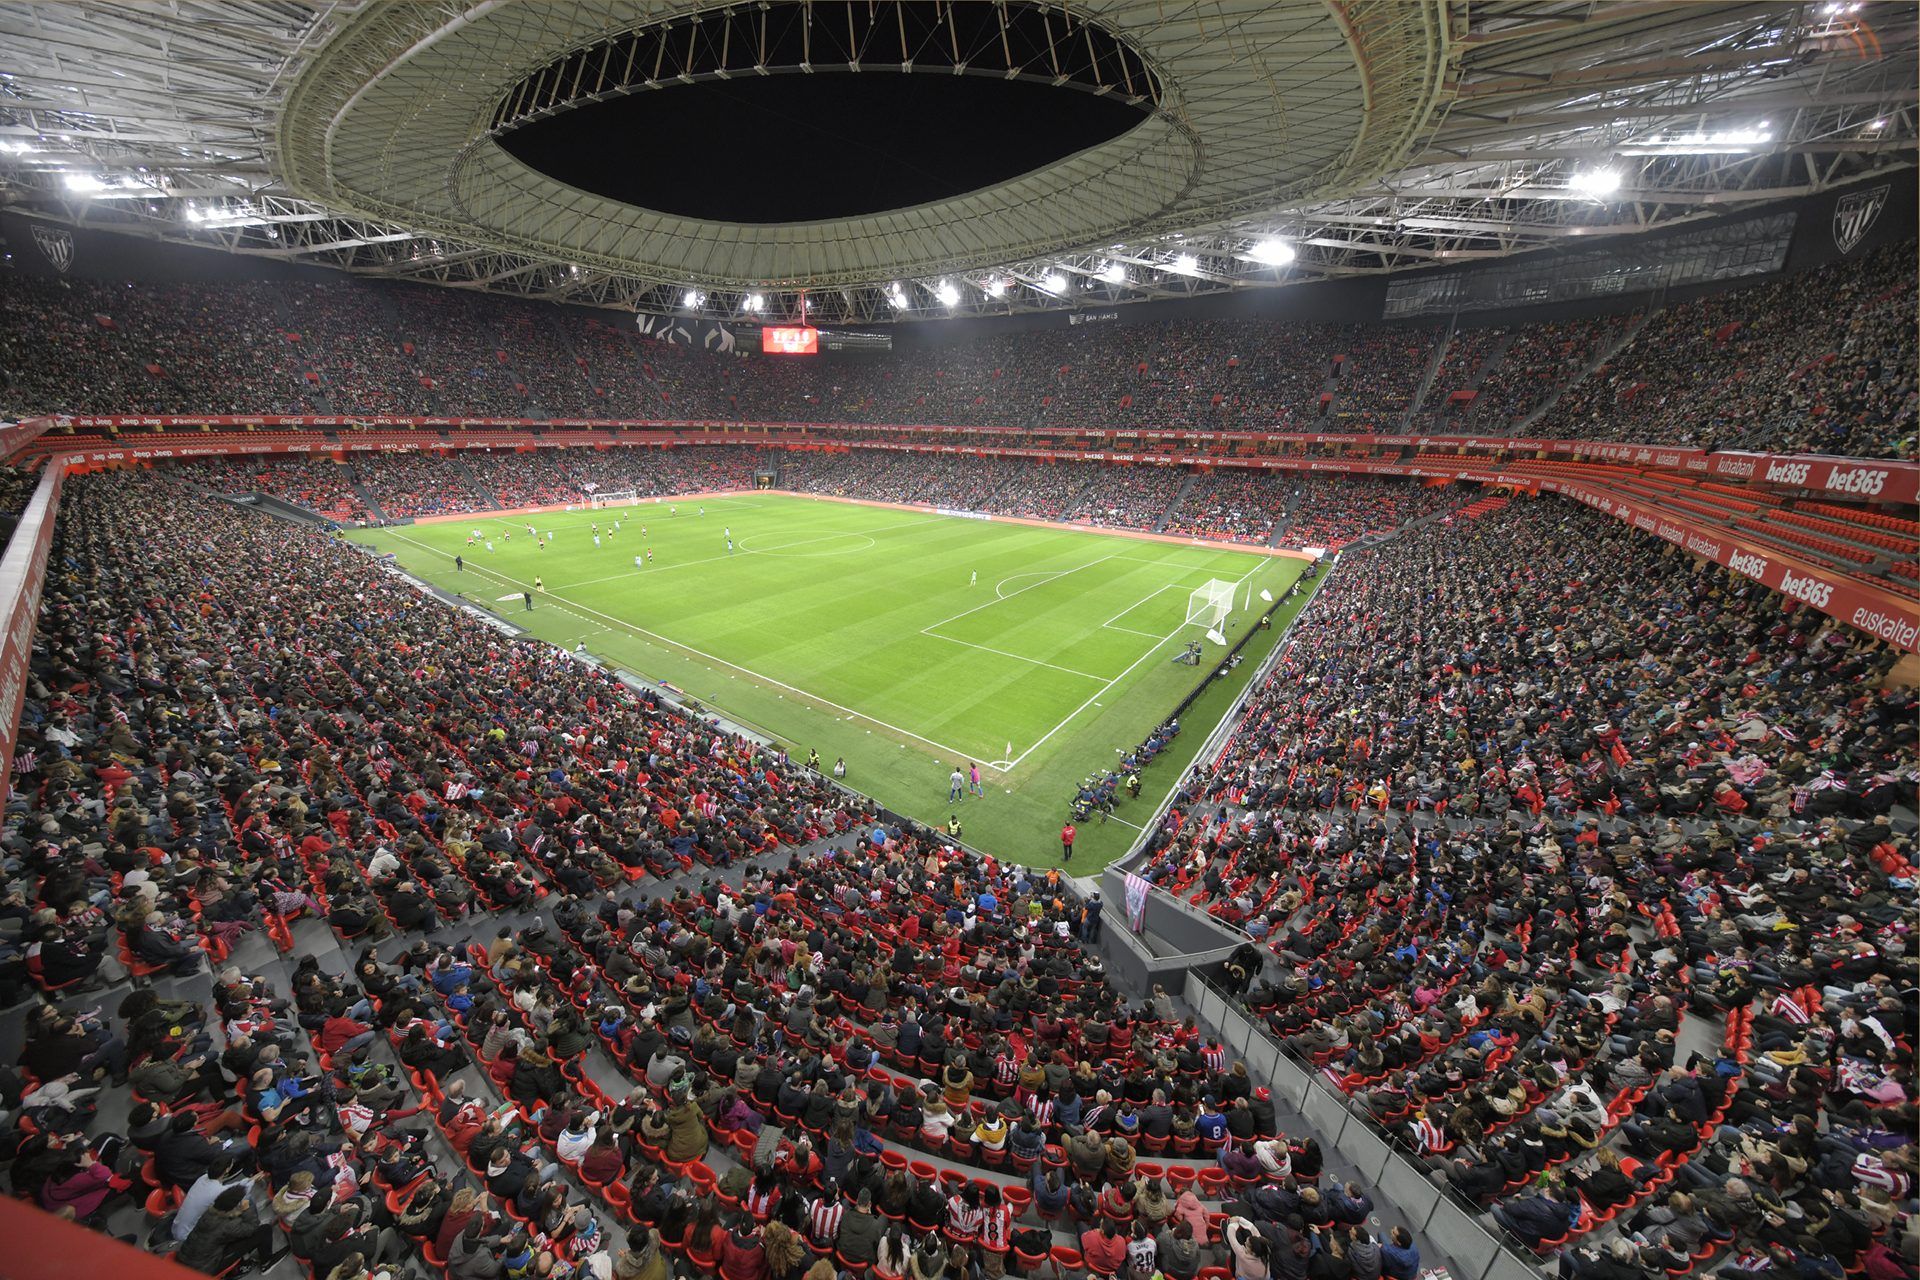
1041;272;1068;294
743;293;765;312
935;281;960;307
682;289;704;308
1570;169;1622;196
1098;261;1126;284
63;172;104;193
1169;252;1198;274
1249;238;1295;266
985;279;1007;298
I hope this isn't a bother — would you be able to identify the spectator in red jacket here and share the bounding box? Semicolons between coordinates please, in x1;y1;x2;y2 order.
316;1005;376;1057
1082;1220;1130;1278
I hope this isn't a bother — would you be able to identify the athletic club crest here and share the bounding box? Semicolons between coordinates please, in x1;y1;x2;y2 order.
1831;184;1888;255
30;223;74;273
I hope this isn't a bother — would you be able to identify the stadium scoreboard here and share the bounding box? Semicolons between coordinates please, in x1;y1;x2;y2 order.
753;325;891;354
761;325;819;354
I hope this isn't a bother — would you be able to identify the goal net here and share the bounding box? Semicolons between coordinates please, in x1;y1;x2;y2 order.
588;490;639;509
1185;578;1237;629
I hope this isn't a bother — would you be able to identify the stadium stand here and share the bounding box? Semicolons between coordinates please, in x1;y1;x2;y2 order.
1136;498;1915;1256
1270;477;1466;552
6;242;1912;458
1532;244;1915;458
1161;471;1293;546
1;5;1915;1279
197;456;370;524
0;230;1914;1280
2;467;1462;1280
1469;317;1638;435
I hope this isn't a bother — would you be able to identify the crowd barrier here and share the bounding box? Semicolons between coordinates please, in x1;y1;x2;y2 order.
0;464;63;804
1184;970;1543;1280
23;413;1920;505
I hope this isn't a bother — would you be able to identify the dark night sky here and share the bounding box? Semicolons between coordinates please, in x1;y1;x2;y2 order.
498;71;1145;224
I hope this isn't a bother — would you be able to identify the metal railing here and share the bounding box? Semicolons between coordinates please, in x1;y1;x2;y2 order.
1184;969;1545;1280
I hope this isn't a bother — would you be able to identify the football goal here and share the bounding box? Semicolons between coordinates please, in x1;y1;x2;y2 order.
1185;578;1237;629
588;490;639;509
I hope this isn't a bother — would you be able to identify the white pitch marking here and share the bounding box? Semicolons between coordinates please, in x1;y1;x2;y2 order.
918;633;1110;682
379;529;1008;769
920;551;1122;634
1001;560;1262;770
548;515;941;591
1102;583;1178;629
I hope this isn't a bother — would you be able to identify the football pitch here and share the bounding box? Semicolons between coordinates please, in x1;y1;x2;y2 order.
346;494;1311;868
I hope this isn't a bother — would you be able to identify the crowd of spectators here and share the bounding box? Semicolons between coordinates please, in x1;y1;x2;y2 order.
0;277;311;417
1417;330;1504;431
1162;471;1291;545
1066;466;1191;532
1139;498;1915;1260
993;462;1096;522
780;450;1052;515
389;288;535;419
0;465;1460;1280
1325;329;1439;434
173;447;1503;561
194;456;371;524
1275;477;1462;551
646;447;766;495
349;452;488;518
280;282;430;418
458;445;765;508
0;461;43;554
456;449;713;510
1533;244;1915;458
776;449;919;500
0;383;1911;1280
497;308;601;416
6;242;1912;460
1470;317;1635;435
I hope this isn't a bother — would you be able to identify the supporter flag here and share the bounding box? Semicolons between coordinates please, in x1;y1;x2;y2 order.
1123;872;1150;933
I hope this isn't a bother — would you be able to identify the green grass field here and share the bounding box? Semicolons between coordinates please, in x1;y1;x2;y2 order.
346;494;1309;868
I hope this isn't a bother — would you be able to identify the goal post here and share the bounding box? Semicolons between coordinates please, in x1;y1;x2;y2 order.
588;489;639;509
1185;578;1236;630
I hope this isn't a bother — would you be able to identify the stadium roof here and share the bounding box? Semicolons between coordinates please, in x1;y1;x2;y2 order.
0;0;1913;324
